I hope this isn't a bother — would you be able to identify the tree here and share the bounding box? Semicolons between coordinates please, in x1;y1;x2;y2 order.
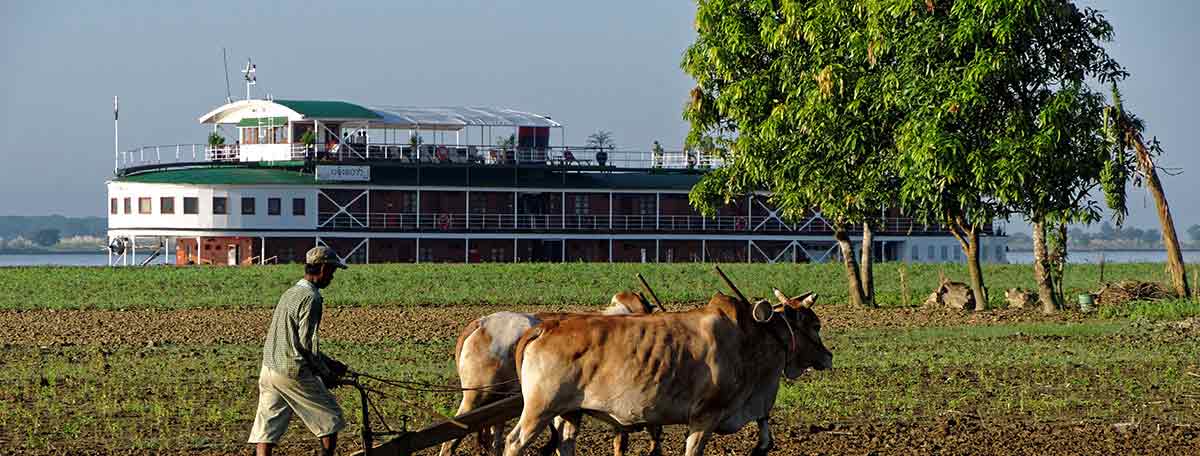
495;134;515;149
32;229;60;247
683;0;901;307
586;130;615;151
1188;224;1200;243
208;132;225;147
1102;82;1189;297
1011;80;1114;313
885;0;1126;311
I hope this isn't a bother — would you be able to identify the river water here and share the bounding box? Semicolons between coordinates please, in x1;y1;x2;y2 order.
0;250;1196;266
0;253;113;267
1005;250;1200;264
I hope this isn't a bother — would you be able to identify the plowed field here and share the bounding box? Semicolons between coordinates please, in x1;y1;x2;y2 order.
4;301;1198;455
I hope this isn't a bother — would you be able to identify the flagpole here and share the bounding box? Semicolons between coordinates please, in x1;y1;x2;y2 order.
113;96;119;175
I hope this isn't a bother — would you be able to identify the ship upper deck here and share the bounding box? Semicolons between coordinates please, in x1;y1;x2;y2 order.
116;99;723;175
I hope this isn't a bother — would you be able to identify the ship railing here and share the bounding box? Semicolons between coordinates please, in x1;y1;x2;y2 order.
313;211;990;236
315;212;879;233
116;144;210;171
206;144;241;161
290;143;723;169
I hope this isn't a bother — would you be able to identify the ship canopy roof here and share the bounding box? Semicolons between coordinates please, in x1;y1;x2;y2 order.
198;99;560;131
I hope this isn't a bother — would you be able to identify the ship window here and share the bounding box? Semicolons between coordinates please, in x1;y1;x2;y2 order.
293;198;306;216
927;245;934;259
940;246;948;261
183;197;198;214
573;195;589;215
638;196;655;215
160;197;175;214
110;198;118;215
138;198;152;214
213;197;228;215
911;245;919;260
241;197;256;215
123;197;131;214
268;198;281;216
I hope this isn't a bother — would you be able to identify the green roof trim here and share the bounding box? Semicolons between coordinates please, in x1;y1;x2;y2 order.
275;100;380;120
238;117;290;127
119;167;314;185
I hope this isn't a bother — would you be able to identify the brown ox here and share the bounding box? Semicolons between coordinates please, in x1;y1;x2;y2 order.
440;291;658;456
505;289;832;456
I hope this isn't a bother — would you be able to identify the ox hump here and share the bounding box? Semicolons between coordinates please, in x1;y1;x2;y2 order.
478;312;540;358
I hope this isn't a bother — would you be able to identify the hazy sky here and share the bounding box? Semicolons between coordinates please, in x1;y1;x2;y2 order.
1;0;1196;232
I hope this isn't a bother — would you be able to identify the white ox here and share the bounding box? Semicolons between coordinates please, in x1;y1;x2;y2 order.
440;291;659;456
505;289;832;456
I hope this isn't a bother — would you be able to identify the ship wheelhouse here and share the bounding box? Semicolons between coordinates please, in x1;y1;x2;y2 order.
106;99;1006;266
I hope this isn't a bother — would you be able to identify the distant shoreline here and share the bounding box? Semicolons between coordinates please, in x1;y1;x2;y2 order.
0;249;105;255
1006;247;1200;253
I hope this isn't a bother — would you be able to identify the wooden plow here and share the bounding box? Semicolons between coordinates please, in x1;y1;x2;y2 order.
347;373;523;456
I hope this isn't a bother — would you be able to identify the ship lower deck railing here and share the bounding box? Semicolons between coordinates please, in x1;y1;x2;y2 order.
314;212;995;235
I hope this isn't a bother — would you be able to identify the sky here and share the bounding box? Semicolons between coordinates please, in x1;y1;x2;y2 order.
0;0;1196;233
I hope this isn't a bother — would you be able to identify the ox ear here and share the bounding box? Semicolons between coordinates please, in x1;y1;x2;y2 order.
784;292;816;309
751;299;775;323
773;288;789;305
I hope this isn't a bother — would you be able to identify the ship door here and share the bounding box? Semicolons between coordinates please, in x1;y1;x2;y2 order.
228;244;239;266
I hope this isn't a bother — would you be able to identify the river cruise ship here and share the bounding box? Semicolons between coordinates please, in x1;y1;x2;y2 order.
106;97;1006;266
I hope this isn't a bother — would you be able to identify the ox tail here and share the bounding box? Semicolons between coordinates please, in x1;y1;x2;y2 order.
453;318;483;366
513;321;554;382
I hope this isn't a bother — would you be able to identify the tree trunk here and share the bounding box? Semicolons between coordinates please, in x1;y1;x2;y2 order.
1131;133;1190;298
859;221;876;307
1032;220;1058;314
834;225;867;307
964;226;987;311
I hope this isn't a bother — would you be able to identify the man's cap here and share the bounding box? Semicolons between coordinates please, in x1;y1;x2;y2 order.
305;246;348;269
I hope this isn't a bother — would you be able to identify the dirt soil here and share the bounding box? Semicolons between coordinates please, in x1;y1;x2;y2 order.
0;304;1089;347
20;419;1198;455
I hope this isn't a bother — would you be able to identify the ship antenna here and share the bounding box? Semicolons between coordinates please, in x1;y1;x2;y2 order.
222;47;232;103
242;58;257;101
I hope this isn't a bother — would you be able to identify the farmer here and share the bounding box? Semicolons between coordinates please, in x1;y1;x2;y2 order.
248;246;350;456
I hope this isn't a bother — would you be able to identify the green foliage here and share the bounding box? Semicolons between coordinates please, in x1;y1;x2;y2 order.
682;0;899;224
494;134;514;149
1101;83;1133;225
0;215;106;239
1099;299;1200;321
206;132;225;147
0;262;1173;311
887;0;1123;233
586;130;615;150
299;130;315;146
30;229;60;247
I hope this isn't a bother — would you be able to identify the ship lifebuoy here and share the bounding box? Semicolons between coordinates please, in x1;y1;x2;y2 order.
735;216;748;231
438;213;452;230
435;147;449;162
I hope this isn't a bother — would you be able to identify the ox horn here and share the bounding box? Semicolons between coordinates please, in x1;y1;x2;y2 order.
773;288;789;305
714;265;750;305
637;273;666;312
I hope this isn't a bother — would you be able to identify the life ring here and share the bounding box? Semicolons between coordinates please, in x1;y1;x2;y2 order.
435;147;450;162
735;216;748;231
438;213;452;230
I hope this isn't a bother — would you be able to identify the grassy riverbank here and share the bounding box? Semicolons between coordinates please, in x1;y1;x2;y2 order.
0;262;1190;311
